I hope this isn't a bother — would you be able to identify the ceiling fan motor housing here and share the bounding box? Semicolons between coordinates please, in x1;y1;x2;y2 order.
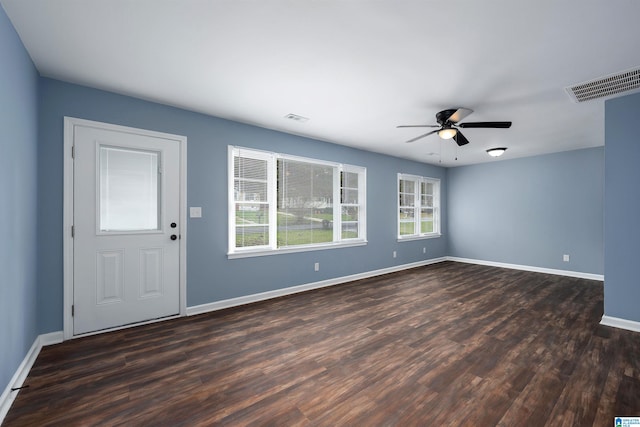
436;109;459;125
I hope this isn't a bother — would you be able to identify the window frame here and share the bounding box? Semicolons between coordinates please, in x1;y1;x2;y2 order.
397;173;441;241
228;146;367;258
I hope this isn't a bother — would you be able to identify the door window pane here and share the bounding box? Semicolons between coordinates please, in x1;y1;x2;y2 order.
99;146;160;231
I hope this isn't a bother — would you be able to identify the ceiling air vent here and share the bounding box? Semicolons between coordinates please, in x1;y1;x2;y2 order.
284;113;309;123
565;67;640;103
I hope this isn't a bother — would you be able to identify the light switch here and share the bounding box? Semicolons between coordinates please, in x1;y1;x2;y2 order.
190;207;202;218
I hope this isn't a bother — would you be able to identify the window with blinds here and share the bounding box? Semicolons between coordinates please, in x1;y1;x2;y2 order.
397;173;440;239
229;146;366;256
277;158;334;247
232;149;273;249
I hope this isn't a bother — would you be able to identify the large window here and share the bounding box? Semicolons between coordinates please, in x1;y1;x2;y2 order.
229;146;366;257
398;173;440;240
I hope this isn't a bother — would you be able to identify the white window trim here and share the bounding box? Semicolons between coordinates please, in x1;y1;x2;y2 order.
228;146;367;258
397;173;441;242
228;240;367;259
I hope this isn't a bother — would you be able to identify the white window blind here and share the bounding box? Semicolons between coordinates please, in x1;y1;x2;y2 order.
232;149;273;249
99;146;160;232
277;158;334;247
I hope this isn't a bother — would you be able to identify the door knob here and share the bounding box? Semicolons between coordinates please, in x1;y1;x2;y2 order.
170;234;177;241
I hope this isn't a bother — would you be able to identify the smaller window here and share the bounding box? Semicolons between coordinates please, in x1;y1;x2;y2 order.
398;173;440;239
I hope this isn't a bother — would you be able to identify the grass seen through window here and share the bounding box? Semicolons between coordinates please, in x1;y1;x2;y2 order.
236;210;359;247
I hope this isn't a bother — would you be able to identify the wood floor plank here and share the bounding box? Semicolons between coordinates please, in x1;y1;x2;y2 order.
4;261;640;426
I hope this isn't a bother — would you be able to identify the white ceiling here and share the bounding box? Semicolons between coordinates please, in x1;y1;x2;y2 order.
3;0;640;166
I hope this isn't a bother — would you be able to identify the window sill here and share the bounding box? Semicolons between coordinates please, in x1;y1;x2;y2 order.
228;240;368;259
397;233;441;242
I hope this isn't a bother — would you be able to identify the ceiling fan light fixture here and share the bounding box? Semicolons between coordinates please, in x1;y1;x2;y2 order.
486;147;507;157
438;127;457;139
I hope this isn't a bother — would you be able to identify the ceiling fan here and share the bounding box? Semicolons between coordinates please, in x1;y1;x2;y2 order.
397;108;512;146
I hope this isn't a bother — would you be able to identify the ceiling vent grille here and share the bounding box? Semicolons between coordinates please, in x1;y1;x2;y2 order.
284;113;309;123
565;67;640;102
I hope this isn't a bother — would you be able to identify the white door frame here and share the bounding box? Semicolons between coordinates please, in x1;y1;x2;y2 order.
63;117;187;340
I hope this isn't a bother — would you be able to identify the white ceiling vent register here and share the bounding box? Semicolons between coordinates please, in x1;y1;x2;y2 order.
565;67;640;102
284;113;309;123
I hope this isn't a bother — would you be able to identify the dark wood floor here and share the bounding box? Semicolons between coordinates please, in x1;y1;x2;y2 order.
4;261;640;426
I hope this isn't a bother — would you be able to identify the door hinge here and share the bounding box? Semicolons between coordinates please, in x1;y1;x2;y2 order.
71;145;75;158
71;225;75;238
72;305;74;316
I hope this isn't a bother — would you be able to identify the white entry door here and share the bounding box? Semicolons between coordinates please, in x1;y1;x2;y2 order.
71;121;182;335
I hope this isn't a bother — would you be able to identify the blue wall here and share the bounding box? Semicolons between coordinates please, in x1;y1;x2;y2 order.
447;148;604;275
37;78;448;333
604;92;640;323
0;5;39;397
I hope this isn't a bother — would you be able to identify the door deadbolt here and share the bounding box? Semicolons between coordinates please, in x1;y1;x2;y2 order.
170;222;177;228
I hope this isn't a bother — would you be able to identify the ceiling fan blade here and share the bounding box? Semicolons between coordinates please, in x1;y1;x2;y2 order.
453;131;470;146
396;125;439;128
448;108;474;123
406;129;439;143
458;121;512;128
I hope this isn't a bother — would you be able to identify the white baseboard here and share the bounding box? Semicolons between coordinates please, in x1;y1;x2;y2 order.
0;331;63;423
446;257;604;281
39;331;64;346
600;315;640;333
187;257;447;316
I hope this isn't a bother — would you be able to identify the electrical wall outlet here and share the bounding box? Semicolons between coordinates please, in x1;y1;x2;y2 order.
563;254;570;262
393;251;397;258
423;247;426;254
314;262;320;271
